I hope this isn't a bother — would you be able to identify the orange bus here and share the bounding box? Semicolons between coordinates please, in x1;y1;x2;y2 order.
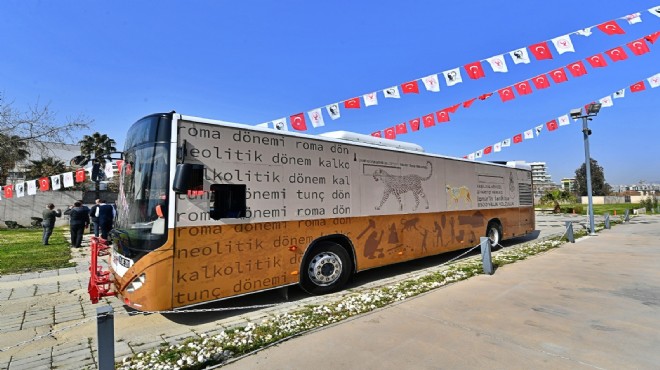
99;112;534;311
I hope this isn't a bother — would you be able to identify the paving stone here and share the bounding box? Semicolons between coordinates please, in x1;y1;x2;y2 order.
35;284;59;295
8;287;37;299
0;274;21;282
8;358;51;370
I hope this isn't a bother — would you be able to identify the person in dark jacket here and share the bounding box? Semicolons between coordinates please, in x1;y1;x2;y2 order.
69;201;90;248
42;203;62;245
96;199;115;240
89;199;101;237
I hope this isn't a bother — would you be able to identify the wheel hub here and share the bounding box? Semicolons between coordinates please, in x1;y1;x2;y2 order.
308;251;343;286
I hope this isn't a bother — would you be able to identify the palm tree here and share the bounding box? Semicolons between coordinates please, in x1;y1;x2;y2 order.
78;132;117;166
25;157;67;179
0;134;30;184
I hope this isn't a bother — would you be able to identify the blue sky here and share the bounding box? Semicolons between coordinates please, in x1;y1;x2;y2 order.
1;1;659;185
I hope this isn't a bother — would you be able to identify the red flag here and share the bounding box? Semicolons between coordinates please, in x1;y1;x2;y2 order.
464;61;486;80
567;61;588;77
435;109;450;123
586;54;608;68
401;81;420;94
605;46;628;62
3;185;13;199
39;177;50;191
289;113;308;131
531;75;550;89
75;168;86;183
422;114;435;127
463;98;477;108
344;97;361;109
514;81;533;95
546;119;558;131
478;93;493;100
548;68;568;83
529;41;553;60
409;118;421;131
513;134;523;144
396;122;408;134
498;87;515;102
627;38;650;56
645;31;660;44
630;81;646;93
446;103;460;114
371;131;382;138
116;160;124;173
597;20;625;35
483;146;493;155
384;127;396;139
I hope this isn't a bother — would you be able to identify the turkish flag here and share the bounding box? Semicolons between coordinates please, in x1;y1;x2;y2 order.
567;61;588;77
435;109;450;123
529;41;553;60
546;119;558;131
396;122;408;134
422;114;435;127
344;97;361;109
446;104;460;114
289;113;308;131
483;146;493;155
627;39;650;56
39;177;50;191
597;20;625;35
548;68;568;83
3;185;13;199
513;134;523;144
463;98;477;108
514;81;533;95
498;87;515;102
478;93;493;100
531;75;550;89
75;168;86;183
384;127;396;139
401;81;420;94
464;61;486;79
586;54;608;68
409;118;421;131
116;160;124;174
371;131;382;138
630;81;646;92
645;31;660;44
605;46;628;62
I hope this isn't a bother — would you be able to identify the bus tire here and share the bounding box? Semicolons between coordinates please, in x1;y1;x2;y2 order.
486;221;503;249
300;241;352;295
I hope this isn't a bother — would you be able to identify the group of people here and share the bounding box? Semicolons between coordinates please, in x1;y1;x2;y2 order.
41;199;116;248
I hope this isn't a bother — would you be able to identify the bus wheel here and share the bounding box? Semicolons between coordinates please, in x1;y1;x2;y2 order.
487;222;502;249
301;242;352;295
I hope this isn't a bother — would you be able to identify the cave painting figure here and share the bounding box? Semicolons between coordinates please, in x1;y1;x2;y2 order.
373;161;432;211
446;185;472;208
364;230;385;259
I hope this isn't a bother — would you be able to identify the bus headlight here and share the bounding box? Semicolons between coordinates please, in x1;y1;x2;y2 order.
126;273;146;292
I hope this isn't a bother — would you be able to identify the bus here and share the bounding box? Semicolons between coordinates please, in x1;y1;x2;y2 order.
93;112;535;311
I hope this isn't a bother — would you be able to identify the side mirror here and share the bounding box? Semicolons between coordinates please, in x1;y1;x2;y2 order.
173;163;204;193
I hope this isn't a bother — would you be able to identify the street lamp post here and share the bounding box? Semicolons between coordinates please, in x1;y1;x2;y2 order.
570;103;601;236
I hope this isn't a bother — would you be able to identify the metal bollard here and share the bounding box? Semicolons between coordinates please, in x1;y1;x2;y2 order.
480;237;494;275
604;213;610;229
624;209;630;222
97;305;115;370
565;221;575;243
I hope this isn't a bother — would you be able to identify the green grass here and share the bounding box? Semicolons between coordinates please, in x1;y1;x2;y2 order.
537;203;639;216
0;227;75;274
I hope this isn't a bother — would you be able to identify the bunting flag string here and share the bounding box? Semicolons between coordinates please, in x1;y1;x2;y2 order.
258;5;660;132
463;71;660;159
370;32;658;138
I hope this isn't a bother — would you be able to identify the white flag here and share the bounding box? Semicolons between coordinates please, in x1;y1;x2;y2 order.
363;92;378;106
325;104;341;120
272;117;289;131
535;125;543;137
625;13;642;24
421;74;440;92
104;162;114;179
524;129;534;140
16;182;25;198
599;95;613;108
475;150;483;159
576;27;593;36
307;108;325;128
494;142;502;152
63;172;74;188
255;122;269;128
648;6;660;18
486;55;508;73
551;34;575;54
27;180;37;195
509;48;530;64
442;68;463;86
647;73;660;88
501;138;511;147
613;89;626;99
467;153;475;160
558;114;570;126
383;86;401;99
51;175;61;190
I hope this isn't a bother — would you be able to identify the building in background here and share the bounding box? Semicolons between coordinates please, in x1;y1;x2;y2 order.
561;178;576;194
529;161;558;198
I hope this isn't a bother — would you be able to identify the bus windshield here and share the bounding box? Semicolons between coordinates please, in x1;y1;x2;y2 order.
114;114;171;257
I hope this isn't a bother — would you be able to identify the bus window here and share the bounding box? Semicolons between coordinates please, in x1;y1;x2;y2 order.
209;184;246;219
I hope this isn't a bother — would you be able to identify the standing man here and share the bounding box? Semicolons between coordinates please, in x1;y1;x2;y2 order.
89;199;101;237
96;199;116;240
69;201;90;248
42;203;62;245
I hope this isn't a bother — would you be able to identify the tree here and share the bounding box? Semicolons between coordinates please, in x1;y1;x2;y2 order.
0;134;30;184
575;158;611;196
24;157;67;179
79;132;117;166
539;188;576;213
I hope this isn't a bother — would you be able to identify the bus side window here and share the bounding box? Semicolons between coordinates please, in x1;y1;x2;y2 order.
209;184;247;220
